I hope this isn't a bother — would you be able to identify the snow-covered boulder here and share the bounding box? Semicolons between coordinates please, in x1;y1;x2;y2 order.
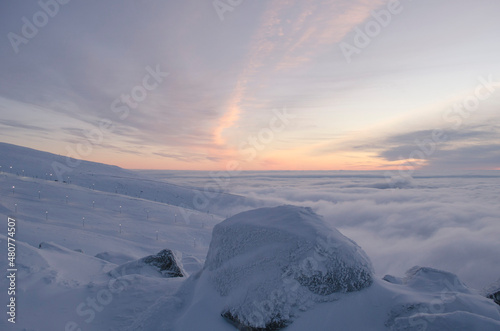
204;205;373;329
110;249;185;278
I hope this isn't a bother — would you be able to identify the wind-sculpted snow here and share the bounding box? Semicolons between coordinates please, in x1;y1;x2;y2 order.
384;267;500;331
200;205;373;329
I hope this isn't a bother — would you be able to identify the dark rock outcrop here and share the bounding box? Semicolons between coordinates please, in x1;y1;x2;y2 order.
488;291;500;306
221;310;291;331
109;249;185;278
143;249;184;278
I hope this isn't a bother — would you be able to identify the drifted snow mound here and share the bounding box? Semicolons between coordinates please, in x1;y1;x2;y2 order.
110;249;185;278
205;205;373;329
384;267;500;331
383;266;470;291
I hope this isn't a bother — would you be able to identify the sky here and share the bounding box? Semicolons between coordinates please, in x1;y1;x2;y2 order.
0;0;499;171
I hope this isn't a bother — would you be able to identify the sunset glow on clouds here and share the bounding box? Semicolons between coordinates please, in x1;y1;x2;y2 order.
1;0;499;170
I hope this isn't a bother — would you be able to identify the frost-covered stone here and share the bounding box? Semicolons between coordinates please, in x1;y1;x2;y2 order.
110;249;185;278
144;249;185;277
205;205;374;329
488;291;500;306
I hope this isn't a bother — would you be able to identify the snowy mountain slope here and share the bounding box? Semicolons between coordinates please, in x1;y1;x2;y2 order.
0;170;216;256
0;143;232;330
0;142;263;218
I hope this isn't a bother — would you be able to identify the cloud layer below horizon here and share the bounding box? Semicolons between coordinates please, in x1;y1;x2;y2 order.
154;170;500;290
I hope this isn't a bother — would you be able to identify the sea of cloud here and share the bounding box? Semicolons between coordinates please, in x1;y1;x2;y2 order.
147;170;500;291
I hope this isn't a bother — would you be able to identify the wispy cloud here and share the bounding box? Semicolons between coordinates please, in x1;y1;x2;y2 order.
377;123;500;170
213;0;387;146
0;119;50;132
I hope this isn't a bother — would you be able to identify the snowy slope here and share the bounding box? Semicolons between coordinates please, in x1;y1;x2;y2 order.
0;191;196;331
0;142;263;218
0;143;234;330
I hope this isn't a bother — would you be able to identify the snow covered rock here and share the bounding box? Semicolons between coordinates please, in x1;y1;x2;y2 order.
110;249;185;278
204;205;373;329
